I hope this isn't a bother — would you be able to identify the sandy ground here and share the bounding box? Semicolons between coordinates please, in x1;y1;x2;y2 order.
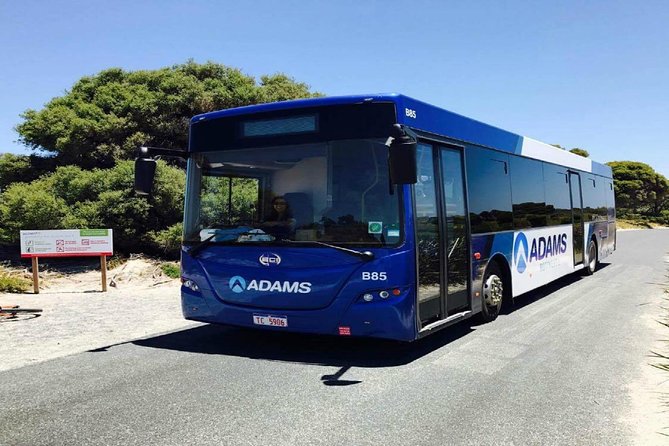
0;258;200;372
627;310;669;444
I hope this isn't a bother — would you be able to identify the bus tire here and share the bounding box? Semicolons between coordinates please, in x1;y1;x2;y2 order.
584;238;598;275
478;261;505;322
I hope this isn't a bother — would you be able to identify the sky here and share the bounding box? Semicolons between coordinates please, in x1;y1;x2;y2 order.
1;0;668;176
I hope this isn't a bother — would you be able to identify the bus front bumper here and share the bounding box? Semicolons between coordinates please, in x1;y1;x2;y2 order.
181;287;417;342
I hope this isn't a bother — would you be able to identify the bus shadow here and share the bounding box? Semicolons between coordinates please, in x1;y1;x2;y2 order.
132;319;475;370
128;264;611;382
501;262;612;314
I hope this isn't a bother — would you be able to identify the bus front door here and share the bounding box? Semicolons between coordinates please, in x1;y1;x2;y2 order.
415;143;469;328
415;143;442;325
569;172;584;265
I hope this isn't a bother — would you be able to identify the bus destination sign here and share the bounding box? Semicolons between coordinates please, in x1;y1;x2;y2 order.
20;229;114;258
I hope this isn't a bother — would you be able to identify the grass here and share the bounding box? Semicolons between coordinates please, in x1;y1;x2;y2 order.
107;255;128;270
617;217;668;230
0;269;31;293
656;287;669;373
651;292;669;373
160;262;180;279
617;219;653;229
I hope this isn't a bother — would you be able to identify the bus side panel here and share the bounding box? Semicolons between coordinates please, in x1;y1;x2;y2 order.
509;225;575;297
586;221;615;261
470;232;514;314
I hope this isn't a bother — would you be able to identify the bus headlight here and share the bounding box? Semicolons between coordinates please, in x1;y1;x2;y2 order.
181;278;200;292
360;289;401;302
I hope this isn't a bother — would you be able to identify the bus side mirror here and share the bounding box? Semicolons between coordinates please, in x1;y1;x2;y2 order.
388;125;418;184
135;158;157;196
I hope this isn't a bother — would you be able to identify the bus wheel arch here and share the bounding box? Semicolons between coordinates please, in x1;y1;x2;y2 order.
584;236;598;275
477;256;511;322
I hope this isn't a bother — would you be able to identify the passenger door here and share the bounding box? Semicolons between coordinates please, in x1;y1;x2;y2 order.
439;147;469;313
415;143;442;324
569;172;584;265
415;143;469;326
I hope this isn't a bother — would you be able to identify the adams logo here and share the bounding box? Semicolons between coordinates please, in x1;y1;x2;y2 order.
229;276;247;293
513;232;529;274
513;232;568;274
228;275;311;294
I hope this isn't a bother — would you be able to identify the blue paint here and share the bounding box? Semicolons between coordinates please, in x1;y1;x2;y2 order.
191;93;610;175
181;184;418;341
182;94;612;340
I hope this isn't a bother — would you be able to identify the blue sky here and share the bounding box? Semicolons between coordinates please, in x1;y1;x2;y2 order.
1;0;668;176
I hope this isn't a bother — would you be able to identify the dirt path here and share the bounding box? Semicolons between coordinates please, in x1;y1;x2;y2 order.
0;259;200;372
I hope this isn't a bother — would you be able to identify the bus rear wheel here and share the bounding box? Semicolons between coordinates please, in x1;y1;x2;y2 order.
479;262;505;322
584;239;598;275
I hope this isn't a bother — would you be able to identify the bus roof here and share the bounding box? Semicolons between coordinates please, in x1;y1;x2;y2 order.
192;94;612;177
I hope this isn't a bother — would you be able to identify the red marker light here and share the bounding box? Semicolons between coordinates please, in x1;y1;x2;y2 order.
392;288;401;296
339;326;351;336
473;252;481;260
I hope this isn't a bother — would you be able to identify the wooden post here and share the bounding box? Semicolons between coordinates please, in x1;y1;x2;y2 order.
32;256;39;294
100;255;107;292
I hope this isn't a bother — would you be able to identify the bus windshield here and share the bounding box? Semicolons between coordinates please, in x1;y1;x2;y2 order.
183;138;401;247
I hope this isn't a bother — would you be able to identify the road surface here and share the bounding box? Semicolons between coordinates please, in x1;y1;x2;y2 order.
1;229;668;445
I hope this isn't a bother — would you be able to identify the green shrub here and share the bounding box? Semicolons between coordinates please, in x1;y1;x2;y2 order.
0;272;31;293
0;160;185;254
150;223;183;259
0;181;70;242
160;262;180;279
659;210;669;226
107;255;127;270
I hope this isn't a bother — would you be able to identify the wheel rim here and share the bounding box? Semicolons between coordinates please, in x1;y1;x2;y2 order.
588;243;596;271
484;274;503;308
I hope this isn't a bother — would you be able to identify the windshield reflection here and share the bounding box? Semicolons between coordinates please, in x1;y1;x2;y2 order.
183;139;402;247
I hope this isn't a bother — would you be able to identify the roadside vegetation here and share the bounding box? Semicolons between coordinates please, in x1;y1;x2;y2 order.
160;262;180;279
617;218;669;229
649;262;669;434
0;266;31;293
0;61;321;259
555;148;668;228
607;161;669;228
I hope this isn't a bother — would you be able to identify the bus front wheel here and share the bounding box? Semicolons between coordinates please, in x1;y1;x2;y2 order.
584;239;598;275
479;262;505;322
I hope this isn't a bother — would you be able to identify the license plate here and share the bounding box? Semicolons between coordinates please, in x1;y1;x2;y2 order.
253;314;288;327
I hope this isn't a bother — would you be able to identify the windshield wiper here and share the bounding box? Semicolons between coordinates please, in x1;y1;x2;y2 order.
187;234;217;258
280;239;374;261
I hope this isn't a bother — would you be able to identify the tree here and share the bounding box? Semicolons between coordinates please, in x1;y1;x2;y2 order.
0;153;31;191
569;148;589;158
16;61;322;169
552;144;590;158
606;161;669;216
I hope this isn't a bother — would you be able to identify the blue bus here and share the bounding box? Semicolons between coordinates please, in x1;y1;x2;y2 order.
135;94;616;342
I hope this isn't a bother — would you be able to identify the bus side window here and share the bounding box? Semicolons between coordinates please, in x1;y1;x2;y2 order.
543;164;571;225
582;175;605;222
606;182;616;220
510;156;547;229
466;147;513;234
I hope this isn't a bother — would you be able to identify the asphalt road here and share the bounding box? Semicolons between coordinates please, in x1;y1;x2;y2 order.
1;229;668;446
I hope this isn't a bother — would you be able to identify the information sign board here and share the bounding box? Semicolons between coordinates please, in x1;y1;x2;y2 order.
20;229;114;258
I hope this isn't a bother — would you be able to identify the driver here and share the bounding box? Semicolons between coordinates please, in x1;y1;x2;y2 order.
261;196;296;237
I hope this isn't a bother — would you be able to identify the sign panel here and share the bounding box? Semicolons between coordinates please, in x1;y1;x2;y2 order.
511;224;574;297
20;229;113;258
